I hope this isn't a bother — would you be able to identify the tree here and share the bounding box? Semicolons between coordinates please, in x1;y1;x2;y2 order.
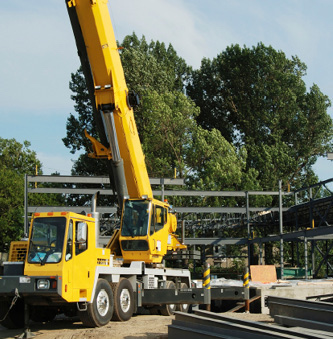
63;34;191;176
0;138;42;251
187;43;333;190
63;34;244;195
137;90;245;191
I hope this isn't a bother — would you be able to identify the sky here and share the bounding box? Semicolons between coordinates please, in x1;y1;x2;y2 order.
1;0;333;183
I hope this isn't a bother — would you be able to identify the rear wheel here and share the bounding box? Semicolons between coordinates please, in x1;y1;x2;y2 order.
79;279;113;327
160;280;176;316
112;278;134;321
177;283;190;313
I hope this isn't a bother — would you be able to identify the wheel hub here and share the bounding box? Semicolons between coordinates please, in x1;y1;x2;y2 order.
97;289;109;316
120;289;131;313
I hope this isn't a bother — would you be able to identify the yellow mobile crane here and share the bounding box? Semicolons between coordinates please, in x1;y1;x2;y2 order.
0;0;193;330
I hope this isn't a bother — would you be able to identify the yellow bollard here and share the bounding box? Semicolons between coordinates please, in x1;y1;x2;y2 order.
203;262;211;311
243;267;250;313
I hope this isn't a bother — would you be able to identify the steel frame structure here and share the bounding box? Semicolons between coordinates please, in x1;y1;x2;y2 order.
25;175;333;279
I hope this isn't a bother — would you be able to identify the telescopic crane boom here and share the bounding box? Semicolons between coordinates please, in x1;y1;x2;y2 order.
66;0;186;264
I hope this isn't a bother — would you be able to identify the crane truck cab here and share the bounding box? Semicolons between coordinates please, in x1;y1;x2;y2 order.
0;208;192;329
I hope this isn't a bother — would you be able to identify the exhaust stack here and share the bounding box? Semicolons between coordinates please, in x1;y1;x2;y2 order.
91;191;101;248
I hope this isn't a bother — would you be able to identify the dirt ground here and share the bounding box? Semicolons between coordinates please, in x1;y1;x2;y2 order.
0;312;273;339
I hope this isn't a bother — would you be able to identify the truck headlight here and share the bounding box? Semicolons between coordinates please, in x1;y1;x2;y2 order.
37;279;50;289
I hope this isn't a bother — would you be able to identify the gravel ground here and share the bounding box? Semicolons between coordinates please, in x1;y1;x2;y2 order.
0;312;274;339
1;314;169;339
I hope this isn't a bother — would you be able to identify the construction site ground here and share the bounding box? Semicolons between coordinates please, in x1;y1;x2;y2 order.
0;312;273;339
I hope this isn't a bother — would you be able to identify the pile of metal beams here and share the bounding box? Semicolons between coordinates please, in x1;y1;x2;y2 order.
268;296;333;333
168;309;330;339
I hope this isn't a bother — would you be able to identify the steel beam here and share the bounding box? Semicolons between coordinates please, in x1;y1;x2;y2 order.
194;310;327;339
185;238;247;246
250;225;333;243
168;311;326;339
27;175;184;185
268;296;333;332
28;206;117;213
273;315;333;333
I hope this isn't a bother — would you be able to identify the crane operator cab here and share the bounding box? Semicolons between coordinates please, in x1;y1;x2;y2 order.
118;198;184;264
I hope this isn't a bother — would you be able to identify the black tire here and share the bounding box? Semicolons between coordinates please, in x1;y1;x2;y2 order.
160;280;176;316
79;279;114;327
112;278;134;321
30;306;57;323
0;297;24;329
177;283;190;313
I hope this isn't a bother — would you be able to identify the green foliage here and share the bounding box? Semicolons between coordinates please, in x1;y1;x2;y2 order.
0;138;41;251
138;90;198;178
63;70;95;155
185;127;243;190
0;139;65;251
187;43;333;190
120;33;190;94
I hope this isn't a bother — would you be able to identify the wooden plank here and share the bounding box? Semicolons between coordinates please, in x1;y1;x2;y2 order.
250;265;277;283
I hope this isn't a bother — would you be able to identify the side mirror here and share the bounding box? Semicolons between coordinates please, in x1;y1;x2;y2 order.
77;222;87;243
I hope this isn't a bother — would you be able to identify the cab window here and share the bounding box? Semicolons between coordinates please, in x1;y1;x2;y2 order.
150;205;167;235
65;220;73;261
121;200;150;237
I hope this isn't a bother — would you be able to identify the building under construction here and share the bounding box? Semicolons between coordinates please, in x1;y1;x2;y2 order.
25;175;333;280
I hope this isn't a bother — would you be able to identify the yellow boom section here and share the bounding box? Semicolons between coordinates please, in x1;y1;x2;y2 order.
68;0;152;199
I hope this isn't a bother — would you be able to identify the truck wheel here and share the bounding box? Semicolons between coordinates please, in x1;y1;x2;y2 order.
177;283;190;313
160;280;176;316
79;279;114;327
0;298;24;329
112;278;134;321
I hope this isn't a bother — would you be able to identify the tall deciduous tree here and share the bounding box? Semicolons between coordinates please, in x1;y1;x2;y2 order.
187;43;333;190
63;33;191;176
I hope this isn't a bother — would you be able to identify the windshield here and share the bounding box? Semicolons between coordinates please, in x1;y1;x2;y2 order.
121;200;150;237
27;217;67;264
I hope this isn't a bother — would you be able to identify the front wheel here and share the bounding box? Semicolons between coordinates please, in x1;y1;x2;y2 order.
79;279;114;327
112;278;134;321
